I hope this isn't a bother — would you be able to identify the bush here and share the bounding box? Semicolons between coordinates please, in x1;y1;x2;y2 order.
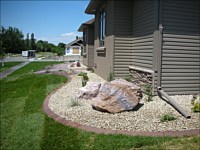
78;72;89;87
191;95;200;113
144;83;153;101
107;70;115;82
160;113;176;122
192;103;200;113
124;74;132;82
69;97;81;107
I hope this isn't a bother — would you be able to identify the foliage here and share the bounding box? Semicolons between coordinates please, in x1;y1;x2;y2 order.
30;33;36;50
192;103;200;113
124;74;132;82
78;72;89;86
144;83;153;101
160;113;176;122
69;97;81;107
0;62;200;150
25;33;30;50
107;69;115;82
36;40;56;53
0;26;25;53
191;95;200;113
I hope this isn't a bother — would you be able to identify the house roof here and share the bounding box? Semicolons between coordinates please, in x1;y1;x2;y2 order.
78;18;95;32
85;0;105;14
66;37;83;48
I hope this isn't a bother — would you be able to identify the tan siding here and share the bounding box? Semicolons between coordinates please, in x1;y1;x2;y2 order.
93;0;114;80
161;0;200;95
114;1;132;36
88;45;94;67
132;0;154;70
113;0;133;78
114;37;132;78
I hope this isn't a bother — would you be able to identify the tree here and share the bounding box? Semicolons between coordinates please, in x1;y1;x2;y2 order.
0;26;25;53
58;43;65;50
25;33;30;50
30;33;36;50
36;40;44;52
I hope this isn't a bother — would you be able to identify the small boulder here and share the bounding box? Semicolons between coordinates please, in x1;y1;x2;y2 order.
78;82;101;99
92;79;142;113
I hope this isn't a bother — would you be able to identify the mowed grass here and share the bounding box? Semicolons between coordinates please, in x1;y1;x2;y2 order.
0;62;199;150
9;61;63;77
0;62;23;72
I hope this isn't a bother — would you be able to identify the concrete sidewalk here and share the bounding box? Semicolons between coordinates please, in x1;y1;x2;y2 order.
0;61;30;79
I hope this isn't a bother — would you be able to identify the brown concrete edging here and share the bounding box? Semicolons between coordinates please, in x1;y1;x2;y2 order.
43;76;200;137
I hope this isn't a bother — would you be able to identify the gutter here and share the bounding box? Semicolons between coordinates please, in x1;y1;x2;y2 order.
156;2;190;119
157;87;191;119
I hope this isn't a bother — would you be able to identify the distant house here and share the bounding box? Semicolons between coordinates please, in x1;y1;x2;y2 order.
82;0;199;95
65;37;83;56
78;18;95;67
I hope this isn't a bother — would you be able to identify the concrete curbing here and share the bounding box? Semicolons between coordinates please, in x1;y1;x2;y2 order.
43;75;200;137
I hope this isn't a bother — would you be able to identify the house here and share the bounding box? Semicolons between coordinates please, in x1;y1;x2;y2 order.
83;0;199;95
65;37;83;56
78;18;95;68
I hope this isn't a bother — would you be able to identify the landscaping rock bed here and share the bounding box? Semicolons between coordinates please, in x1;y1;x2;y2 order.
48;71;200;132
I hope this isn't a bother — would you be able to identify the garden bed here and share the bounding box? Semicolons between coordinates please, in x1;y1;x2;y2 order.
48;71;199;132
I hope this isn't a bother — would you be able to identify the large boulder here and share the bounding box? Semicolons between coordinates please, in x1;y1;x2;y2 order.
78;82;101;99
92;79;142;113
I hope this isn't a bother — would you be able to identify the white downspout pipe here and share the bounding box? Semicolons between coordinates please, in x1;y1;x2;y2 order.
157;87;191;119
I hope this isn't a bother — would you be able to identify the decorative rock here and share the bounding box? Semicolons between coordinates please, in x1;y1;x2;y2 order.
48;71;199;132
78;82;101;99
92;79;142;113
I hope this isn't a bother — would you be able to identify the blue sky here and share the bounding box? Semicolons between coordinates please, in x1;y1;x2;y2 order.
1;0;93;45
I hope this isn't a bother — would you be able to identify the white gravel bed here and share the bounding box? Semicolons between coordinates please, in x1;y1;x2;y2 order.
48;71;200;132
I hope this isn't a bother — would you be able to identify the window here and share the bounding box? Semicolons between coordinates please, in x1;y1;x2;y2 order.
99;9;105;46
66;47;70;53
72;47;80;54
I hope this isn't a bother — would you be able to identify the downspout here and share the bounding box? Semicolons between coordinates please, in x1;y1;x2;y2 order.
157;0;163;88
156;1;190;118
158;87;191;118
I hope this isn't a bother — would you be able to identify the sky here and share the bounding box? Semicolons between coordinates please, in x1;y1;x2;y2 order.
0;0;94;45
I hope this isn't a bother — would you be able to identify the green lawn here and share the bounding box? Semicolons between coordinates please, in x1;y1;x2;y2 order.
0;62;23;72
0;62;199;150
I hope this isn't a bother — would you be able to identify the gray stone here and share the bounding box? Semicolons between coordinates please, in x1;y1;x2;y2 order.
92;79;142;113
78;82;101;99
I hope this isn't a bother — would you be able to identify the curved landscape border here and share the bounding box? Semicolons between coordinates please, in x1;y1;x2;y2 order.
43;76;200;137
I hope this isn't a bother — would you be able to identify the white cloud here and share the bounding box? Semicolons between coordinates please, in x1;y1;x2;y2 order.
61;32;75;37
36;31;82;45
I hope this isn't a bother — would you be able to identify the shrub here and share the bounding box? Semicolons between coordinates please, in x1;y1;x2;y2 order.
70;97;81;107
160;113;176;122
78;72;89;87
191;95;200;113
124;74;132;82
144;83;153;101
78;72;87;77
107;69;115;82
192;103;200;113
